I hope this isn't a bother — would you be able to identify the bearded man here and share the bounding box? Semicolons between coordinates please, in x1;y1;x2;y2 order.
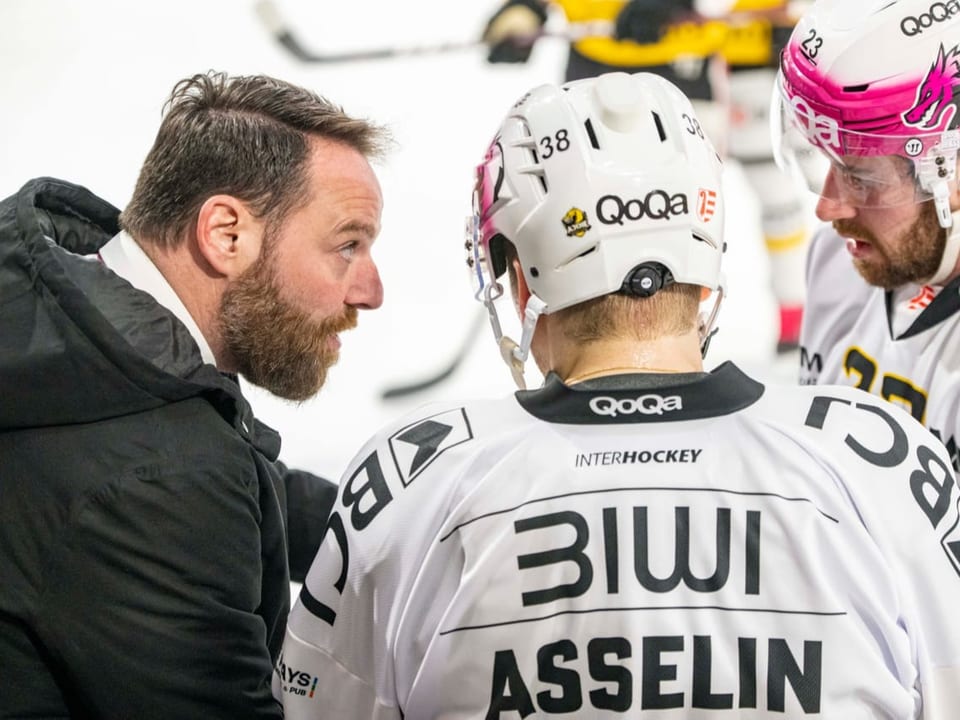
776;0;960;475
0;70;388;719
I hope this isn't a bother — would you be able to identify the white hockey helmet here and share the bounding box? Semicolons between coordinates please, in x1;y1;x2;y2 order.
775;0;960;233
466;71;726;387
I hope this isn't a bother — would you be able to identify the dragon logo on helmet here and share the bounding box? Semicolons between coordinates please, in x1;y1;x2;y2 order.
903;43;960;130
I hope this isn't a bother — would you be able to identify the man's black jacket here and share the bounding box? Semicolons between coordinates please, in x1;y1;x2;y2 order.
0;178;335;718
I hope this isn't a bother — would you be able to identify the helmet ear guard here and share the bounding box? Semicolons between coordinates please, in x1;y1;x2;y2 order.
486;233;510;280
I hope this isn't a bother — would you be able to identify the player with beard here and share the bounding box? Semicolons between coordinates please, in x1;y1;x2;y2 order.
776;0;960;472
0;71;387;718
278;71;959;719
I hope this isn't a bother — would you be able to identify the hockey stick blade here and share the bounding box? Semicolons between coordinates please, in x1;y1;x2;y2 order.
380;310;487;401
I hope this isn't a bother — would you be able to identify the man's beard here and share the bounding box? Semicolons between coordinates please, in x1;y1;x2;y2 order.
834;201;946;289
220;251;358;402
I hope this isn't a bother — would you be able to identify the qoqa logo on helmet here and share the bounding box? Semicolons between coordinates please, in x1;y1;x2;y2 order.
901;1;960;37
790;96;842;153
596;191;689;225
589;394;683;417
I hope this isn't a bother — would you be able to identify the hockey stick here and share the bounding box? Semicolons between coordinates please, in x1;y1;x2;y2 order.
380;308;487;401
256;0;807;66
255;0;612;64
256;0;482;63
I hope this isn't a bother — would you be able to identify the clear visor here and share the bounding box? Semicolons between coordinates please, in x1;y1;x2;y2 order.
772;86;936;209
465;178;502;303
464;212;487;300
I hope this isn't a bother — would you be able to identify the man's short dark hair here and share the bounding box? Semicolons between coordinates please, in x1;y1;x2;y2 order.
120;70;389;248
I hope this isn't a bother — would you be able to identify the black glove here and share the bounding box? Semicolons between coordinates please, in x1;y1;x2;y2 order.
615;0;691;45
482;0;549;64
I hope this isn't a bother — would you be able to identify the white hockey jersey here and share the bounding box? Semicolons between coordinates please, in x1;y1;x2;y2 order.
799;226;960;472
277;364;960;719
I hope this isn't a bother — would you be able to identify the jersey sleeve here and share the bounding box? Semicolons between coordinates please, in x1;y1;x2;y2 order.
278;584;400;720
276;401;478;719
804;389;960;710
275;431;403;720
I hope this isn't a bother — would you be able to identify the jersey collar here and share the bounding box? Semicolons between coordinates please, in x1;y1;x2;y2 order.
99;231;217;365
885;274;960;340
515;361;764;424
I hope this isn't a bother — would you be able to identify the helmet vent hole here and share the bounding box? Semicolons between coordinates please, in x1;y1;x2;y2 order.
530;267;540;278
556;244;599;271
843;84;870;93
584;118;600;149
651;112;667;142
527;144;549;194
692;231;717;249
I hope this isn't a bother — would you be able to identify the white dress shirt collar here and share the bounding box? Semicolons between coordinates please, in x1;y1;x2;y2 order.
98;231;217;366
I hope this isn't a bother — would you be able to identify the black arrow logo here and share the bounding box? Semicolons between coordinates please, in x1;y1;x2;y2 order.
397;420;453;475
947;540;960;568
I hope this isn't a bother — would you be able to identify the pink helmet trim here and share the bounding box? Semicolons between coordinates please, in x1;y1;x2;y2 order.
781;39;960;157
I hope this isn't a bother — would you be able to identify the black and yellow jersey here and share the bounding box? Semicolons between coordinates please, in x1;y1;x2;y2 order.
724;0;793;66
553;0;791;68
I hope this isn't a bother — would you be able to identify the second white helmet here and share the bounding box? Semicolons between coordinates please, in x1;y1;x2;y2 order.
466;71;727;387
469;71;725;313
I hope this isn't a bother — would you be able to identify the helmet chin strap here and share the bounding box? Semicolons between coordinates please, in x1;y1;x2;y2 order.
698;282;725;358
928;187;960;286
482;283;548;390
485;283;723;387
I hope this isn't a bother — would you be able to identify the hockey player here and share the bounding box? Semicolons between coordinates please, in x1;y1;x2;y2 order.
777;0;960;472
482;0;811;352
482;0;732;149
277;71;960;718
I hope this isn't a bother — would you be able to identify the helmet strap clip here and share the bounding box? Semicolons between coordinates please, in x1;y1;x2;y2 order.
483;284;548;390
698;280;725;359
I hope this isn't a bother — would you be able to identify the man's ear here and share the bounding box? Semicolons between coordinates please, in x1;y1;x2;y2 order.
195;195;263;278
511;255;531;312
